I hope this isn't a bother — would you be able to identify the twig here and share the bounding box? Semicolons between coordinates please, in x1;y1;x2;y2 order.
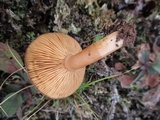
76;93;100;120
107;83;120;120
0;68;23;90
22;96;45;120
26;100;51;120
56;111;59;120
0;106;8;117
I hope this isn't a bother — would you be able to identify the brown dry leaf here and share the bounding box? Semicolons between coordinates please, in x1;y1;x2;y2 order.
146;74;160;87
115;62;126;70
136;74;160;88
118;75;135;88
142;84;160;109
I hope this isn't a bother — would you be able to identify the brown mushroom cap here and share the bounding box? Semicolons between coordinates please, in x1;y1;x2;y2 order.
25;33;85;99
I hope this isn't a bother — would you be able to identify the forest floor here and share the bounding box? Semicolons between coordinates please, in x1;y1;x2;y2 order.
0;0;160;120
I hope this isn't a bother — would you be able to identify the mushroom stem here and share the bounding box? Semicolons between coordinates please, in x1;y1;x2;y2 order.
64;31;123;70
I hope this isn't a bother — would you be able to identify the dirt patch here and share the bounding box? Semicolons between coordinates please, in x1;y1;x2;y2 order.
105;21;136;47
117;23;137;47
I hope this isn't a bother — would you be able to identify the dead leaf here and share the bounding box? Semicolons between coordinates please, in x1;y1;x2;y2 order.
146;74;160;87
117;75;135;88
115;62;126;70
0;42;23;73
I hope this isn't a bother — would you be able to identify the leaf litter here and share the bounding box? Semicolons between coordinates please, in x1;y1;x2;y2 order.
0;0;160;119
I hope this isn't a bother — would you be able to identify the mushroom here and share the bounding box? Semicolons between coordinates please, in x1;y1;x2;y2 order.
25;23;136;99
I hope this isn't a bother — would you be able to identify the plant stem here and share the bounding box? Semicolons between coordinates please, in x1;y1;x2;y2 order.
0;85;33;105
26;100;51;120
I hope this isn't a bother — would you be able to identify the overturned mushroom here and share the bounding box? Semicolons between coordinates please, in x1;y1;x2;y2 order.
25;23;136;99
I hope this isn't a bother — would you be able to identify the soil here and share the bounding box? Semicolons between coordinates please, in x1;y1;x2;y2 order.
117;23;136;47
0;0;160;120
